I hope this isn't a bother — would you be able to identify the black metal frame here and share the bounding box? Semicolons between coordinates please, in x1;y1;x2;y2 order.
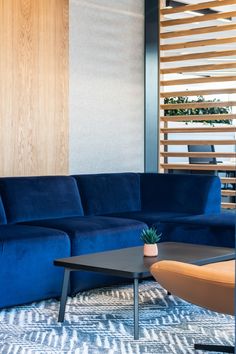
144;0;159;172
58;268;71;322
58;269;141;340
194;344;235;353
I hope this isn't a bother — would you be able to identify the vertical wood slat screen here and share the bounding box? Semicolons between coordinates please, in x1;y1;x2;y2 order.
159;0;236;209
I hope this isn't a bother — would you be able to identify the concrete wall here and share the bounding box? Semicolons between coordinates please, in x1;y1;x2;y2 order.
69;0;144;174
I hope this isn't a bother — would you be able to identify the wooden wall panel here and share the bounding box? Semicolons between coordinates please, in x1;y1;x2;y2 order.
0;0;68;176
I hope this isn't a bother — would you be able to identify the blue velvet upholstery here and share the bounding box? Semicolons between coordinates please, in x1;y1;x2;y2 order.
0;196;7;225
0;172;231;308
0;225;70;308
0;176;84;223
159;213;235;248
107;211;192;227
73;173;141;215
140;173;221;214
23;216;147;292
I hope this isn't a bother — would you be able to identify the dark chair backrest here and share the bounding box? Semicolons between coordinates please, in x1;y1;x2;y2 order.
188;145;217;165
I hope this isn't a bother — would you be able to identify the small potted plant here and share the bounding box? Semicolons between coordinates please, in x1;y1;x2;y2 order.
141;227;161;257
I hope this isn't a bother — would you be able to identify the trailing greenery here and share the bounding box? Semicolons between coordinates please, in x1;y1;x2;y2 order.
164;96;232;125
140;227;162;244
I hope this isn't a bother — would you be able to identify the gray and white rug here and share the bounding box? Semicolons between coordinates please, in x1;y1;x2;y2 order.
0;281;234;354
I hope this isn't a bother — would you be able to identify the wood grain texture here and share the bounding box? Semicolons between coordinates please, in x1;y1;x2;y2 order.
221;202;236;209
160;50;236;63
161;11;236;27
222;190;236;197
161;101;236;110
160;89;236;97
221;178;236;184
161;0;235;15
161;62;236;75
160;127;236;134
161;140;236;145
160;114;236;122
0;0;68;176
160;76;236;86
161;152;236;158
160;163;236;171
160;23;236;39
160;37;236;51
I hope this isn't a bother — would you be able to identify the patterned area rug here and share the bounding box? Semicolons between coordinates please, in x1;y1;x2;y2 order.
0;281;234;354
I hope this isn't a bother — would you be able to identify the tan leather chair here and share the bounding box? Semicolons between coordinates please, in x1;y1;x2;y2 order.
151;259;235;353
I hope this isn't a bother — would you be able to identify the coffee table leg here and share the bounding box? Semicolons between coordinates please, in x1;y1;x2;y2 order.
58;268;70;322
133;278;139;340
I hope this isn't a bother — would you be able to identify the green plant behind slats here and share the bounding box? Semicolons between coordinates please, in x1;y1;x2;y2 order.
164;96;232;125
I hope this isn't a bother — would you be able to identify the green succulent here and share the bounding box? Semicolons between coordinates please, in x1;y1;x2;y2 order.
140;227;162;244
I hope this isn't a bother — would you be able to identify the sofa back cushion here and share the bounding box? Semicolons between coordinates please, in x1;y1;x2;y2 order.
140;173;221;214
0;197;7;224
74;173;141;215
0;176;84;223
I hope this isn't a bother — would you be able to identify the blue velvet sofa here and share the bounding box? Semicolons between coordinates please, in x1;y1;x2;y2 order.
0;172;234;308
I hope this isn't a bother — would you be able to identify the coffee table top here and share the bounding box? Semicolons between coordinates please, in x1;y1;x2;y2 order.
54;242;235;279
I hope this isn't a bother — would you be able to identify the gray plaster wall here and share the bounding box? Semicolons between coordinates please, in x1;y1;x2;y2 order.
69;0;144;174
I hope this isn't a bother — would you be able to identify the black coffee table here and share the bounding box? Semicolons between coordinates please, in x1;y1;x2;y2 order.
54;242;235;340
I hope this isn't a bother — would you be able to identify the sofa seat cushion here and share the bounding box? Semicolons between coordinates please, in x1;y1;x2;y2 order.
159;213;235;248
23;216;147;292
163;212;235;228
73;173;141;215
23;216;147;253
106;211;193;227
0;225;70;308
0;176;84;223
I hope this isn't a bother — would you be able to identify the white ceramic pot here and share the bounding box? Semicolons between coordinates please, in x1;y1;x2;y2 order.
143;244;158;257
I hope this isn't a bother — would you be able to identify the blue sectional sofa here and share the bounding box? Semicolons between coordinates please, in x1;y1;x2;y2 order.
0;172;234;308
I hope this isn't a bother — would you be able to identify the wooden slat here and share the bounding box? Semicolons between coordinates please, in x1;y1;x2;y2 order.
161;152;236;158
161;114;236;122
160;37;236;51
160;4;236;189
221;202;236;209
160;163;236;171
161;50;236;63
222;190;236;196
161;127;236;133
161;76;236;86
161;62;236;75
160;0;236;15
161;140;236;145
160;88;236;97
161;101;236;110
160;23;236;39
221;177;236;184
161;11;236;27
